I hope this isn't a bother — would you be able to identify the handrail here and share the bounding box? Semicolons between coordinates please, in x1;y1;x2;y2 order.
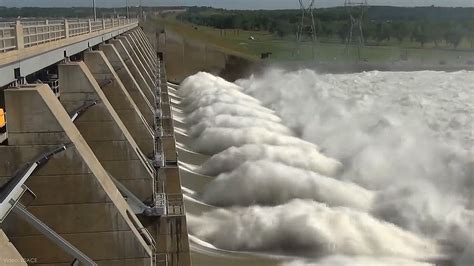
0;18;138;53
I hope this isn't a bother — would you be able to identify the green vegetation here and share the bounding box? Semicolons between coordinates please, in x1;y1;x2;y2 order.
154;7;474;65
2;5;472;64
178;6;474;50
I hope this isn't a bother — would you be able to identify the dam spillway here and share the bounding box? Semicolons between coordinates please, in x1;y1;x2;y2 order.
1;16;472;266
168;70;473;266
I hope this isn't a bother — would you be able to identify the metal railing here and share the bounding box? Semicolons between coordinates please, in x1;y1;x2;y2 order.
0;18;138;53
0;26;16;52
23;22;66;48
69;20;90;37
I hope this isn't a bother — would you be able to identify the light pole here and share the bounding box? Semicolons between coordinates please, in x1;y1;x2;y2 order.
126;0;129;18
92;0;97;21
140;0;143;21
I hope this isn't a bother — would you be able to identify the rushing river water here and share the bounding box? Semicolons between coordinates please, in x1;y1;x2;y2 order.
172;69;474;265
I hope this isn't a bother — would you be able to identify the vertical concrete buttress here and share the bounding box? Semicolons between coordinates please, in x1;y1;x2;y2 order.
132;29;156;62
0;230;26;266
82;51;156;157
118;36;156;90
128;30;156;68
58;62;156;202
99;43;156;125
123;33;156;79
0;85;154;265
109;39;156;105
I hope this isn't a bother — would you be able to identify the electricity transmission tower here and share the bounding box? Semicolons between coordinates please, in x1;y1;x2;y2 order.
344;0;368;59
295;0;318;58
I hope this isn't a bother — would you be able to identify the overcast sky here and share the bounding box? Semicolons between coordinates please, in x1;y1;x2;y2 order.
0;0;473;9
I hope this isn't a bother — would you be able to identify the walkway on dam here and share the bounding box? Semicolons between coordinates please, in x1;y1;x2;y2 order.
0;18;138;87
0;21;191;266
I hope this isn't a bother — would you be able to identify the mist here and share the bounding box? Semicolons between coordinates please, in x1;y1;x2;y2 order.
201;160;374;210
199;144;342;177
176;70;474;264
188;199;441;258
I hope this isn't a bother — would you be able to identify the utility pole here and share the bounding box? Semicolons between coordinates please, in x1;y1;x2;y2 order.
92;0;97;21
344;0;368;60
295;0;317;59
139;0;144;21
126;0;129;18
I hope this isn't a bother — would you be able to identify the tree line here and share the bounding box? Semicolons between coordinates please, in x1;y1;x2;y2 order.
178;6;474;49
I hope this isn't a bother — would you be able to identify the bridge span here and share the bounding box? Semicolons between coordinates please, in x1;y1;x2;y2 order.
0;18;190;266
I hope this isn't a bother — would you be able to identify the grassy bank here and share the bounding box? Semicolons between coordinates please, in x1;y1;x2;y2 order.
154;12;474;67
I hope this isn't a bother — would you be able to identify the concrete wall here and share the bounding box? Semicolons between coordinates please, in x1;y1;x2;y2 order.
149;27;257;83
1;85;153;265
0;27;191;266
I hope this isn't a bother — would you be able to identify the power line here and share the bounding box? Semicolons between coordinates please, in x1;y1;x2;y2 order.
295;0;318;59
344;0;368;58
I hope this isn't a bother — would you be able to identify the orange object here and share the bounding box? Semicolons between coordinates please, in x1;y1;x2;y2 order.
0;108;5;128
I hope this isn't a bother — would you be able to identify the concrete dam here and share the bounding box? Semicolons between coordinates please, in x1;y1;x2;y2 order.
0;17;275;266
0;18;194;265
1;16;472;266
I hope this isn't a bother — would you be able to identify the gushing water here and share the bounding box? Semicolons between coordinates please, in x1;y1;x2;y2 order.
177;70;474;265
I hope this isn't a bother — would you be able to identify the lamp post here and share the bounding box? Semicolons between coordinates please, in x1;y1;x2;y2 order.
92;0;97;21
126;0;129;18
140;0;143;21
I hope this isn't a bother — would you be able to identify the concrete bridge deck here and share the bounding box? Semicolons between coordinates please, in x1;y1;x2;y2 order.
0;20;191;266
0;18;139;87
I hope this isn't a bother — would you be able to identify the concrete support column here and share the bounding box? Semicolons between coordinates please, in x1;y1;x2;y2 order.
82;51;156;157
136;27;156;55
131;30;154;61
129;31;157;73
99;43;156;125
14;21;24;50
122;32;156;80
135;28;155;55
1;85;153;265
110;39;155;105
130;30;157;68
58;62;156;202
118;36;156;90
158;77;177;164
136;28;158;63
88;19;92;33
0;230;26;266
64;19;69;38
123;34;156;79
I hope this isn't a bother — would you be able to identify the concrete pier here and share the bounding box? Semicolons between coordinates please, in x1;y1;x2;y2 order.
110;38;156;105
118;36;156;91
99;43;156;125
59;61;155;202
83;51;156;156
1;85;153;265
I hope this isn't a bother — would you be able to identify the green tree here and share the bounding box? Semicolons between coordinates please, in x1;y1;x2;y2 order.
337;23;350;44
374;22;391;43
391;21;409;44
444;26;465;49
412;24;430;47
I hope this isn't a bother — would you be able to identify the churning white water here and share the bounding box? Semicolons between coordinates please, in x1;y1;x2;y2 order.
177;70;474;265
